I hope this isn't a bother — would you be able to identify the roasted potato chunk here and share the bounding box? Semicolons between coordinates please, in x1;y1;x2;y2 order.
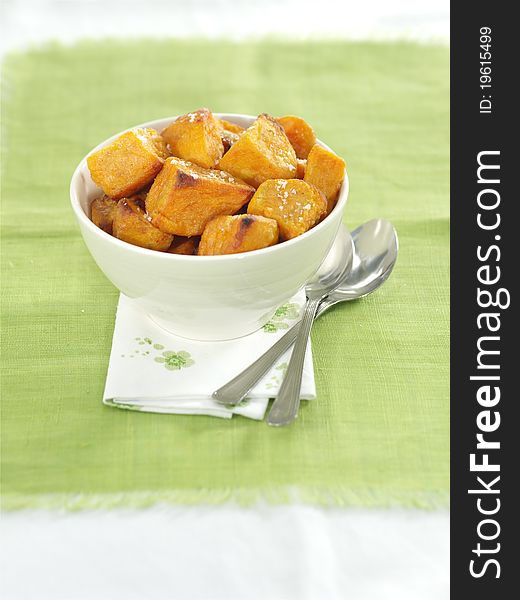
218;119;245;135
218;113;297;187
145;157;255;236
304;144;346;215
91;195;117;234
248;179;327;241
221;129;240;153
161;108;224;169
87;128;168;199
295;158;306;179
277;115;316;159
199;215;279;256
112;197;173;251
167;236;199;255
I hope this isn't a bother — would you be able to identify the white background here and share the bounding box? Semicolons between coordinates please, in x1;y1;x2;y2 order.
1;0;449;54
0;2;449;599
1;506;448;600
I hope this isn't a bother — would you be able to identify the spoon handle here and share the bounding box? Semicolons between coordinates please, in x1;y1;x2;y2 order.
212;299;336;407
212;322;302;406
267;297;321;426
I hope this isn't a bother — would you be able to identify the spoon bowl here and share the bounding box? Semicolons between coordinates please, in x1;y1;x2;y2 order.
307;225;355;296
319;218;398;313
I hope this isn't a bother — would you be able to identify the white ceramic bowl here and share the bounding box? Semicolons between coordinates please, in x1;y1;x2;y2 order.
70;113;349;340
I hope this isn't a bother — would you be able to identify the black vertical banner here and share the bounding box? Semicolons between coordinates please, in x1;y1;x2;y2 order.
451;2;514;597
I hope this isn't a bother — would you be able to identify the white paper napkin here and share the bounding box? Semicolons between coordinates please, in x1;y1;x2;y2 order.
103;292;316;419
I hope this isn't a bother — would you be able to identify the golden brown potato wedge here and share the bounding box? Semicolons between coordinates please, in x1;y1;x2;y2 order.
161;108;224;169
277;115;316;159
295;158;306;179
145;157;255;237
167;236;199;255
199;214;279;255
218;119;245;135
247;179;327;241
112;197;173;251
218;114;297;187
304;144;346;215
90;195;118;234
87;128;168;199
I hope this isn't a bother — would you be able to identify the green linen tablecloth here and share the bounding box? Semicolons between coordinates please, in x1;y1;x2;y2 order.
1;40;449;509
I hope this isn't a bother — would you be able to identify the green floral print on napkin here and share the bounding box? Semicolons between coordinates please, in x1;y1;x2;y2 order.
263;302;301;333
154;350;194;371
128;338;194;371
265;362;288;390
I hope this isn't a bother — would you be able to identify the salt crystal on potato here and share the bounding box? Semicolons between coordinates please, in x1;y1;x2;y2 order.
218;114;297;188
145;157;255;237
161;108;224;169
247;179;327;241
198;214;279;256
87;128;168;200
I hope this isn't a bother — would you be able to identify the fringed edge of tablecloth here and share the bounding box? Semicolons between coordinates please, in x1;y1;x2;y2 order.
1;487;449;511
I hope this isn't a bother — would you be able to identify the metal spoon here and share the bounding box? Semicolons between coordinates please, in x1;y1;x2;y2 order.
266;226;355;426
212;225;353;407
212;219;398;414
